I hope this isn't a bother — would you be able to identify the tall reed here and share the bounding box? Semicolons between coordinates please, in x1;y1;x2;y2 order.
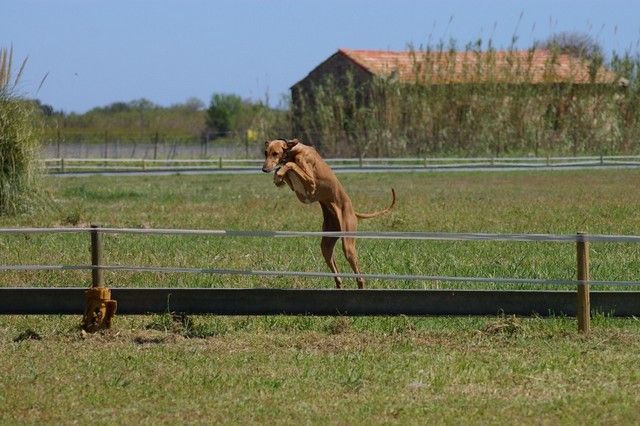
0;47;43;214
294;41;640;158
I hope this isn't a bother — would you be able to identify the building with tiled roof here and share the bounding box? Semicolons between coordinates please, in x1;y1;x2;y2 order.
293;48;619;91
320;48;619;85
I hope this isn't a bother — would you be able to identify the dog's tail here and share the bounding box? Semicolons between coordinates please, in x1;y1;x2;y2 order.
355;188;396;219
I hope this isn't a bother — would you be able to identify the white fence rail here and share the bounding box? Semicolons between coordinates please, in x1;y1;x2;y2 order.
41;155;640;173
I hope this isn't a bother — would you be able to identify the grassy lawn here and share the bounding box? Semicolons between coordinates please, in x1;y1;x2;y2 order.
1;169;640;423
2;315;640;424
1;169;640;290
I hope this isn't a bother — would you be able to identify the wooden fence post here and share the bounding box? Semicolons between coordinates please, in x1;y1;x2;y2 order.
576;232;591;333
90;224;104;288
56;129;61;158
103;131;109;159
153;132;159;160
82;224;116;332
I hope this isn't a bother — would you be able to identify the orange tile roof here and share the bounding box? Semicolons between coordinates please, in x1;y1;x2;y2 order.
339;48;619;85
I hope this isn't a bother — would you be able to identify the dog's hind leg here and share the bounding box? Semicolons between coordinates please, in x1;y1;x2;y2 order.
340;206;365;289
320;203;343;289
341;237;364;289
321;237;342;289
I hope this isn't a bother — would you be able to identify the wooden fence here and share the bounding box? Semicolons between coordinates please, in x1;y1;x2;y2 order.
1;226;640;333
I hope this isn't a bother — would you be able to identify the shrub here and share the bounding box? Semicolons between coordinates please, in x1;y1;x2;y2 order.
0;47;43;214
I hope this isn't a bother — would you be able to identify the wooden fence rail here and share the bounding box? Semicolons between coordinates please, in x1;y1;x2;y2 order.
1;287;640;317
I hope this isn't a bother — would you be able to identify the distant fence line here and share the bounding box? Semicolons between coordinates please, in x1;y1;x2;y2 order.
41;138;261;160
41;155;640;174
39;134;640;163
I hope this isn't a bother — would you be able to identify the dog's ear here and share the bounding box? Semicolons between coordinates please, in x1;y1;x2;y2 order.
286;139;299;149
264;140;270;149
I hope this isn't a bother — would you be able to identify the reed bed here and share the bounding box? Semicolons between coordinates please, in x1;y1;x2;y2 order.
294;42;640;158
0;47;43;214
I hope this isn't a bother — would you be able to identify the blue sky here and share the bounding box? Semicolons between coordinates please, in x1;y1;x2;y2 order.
4;0;639;113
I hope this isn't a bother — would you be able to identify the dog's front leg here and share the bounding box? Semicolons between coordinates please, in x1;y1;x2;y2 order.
274;164;301;196
274;163;292;186
273;170;287;187
279;161;316;196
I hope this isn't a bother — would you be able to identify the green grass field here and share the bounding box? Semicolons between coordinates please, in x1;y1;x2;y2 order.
2;169;640;423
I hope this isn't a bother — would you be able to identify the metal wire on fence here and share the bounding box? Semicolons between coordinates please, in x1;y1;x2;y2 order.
2;262;640;287
1;226;640;243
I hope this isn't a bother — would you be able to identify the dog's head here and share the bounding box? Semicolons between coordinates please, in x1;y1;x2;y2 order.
261;138;299;173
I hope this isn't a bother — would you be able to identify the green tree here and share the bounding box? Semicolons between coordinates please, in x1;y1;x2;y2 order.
206;93;243;137
534;32;604;60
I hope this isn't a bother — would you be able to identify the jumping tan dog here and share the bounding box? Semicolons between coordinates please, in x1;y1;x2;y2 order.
262;138;396;288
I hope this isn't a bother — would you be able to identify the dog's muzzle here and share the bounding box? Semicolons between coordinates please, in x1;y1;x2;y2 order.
262;164;278;173
262;164;283;173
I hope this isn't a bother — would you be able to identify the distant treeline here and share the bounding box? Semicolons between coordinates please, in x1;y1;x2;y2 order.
41;95;290;146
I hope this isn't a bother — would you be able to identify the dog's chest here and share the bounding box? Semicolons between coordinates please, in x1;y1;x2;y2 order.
288;172;313;203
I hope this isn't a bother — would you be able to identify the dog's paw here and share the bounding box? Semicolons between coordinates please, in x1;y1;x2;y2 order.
273;172;285;186
275;167;287;178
